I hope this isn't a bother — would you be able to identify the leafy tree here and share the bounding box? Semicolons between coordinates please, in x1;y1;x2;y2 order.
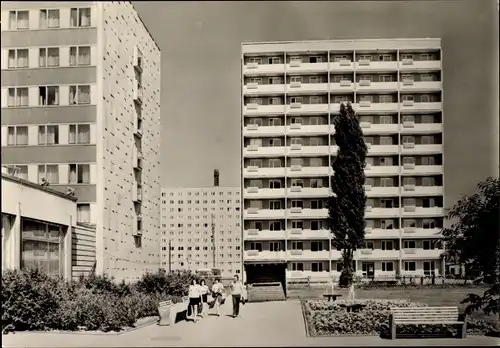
442;177;500;283
327;103;368;287
461;284;500;317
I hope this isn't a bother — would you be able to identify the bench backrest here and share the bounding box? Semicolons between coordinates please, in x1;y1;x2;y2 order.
391;306;459;323
159;300;173;307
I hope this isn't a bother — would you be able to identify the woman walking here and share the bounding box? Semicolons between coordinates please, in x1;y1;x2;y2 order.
199;279;209;317
188;278;201;322
211;277;224;316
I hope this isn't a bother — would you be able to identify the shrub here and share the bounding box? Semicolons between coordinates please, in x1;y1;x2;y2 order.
134;270;199;298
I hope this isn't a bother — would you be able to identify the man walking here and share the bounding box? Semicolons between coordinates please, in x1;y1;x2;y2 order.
230;274;244;318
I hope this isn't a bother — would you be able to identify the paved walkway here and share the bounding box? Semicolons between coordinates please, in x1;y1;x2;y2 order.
2;298;499;347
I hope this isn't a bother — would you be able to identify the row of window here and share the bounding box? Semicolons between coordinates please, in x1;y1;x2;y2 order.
246;94;440;105
6;85;92;107
171;252;241;259
168;263;241;272
162;191;240;197
162;207;241;215
6;163;91;184
246;53;437;65
6;46;92;69
5;124;91;146
290;261;435;273
164;199;240;205
8;8;91;30
165;223;241;229
246;73;438;85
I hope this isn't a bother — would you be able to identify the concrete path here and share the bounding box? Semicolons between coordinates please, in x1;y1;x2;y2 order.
2;298;499;347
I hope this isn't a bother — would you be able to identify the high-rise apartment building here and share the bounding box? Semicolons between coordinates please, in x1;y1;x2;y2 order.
161;187;243;278
0;1;161;281
241;39;445;283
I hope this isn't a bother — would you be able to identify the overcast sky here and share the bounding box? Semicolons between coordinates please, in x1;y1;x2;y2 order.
133;0;498;203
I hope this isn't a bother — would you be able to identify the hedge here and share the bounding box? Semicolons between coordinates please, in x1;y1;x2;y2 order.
1;268;200;333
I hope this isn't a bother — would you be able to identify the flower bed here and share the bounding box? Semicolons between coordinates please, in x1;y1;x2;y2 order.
303;299;498;337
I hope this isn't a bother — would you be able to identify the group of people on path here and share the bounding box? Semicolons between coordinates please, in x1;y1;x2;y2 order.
187;275;247;322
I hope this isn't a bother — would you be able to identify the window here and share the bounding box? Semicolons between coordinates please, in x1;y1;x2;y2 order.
423;240;432;250
290;96;302;104
334;95;350;103
359;95;373;102
423;219;436;229
382;262;394;272
40;9;60;28
379;95;393;103
39;86;59;106
248;77;261;85
310;200;323;209
381;240;394;250
423;261;435;276
270;242;281;251
311;241;323;252
401;53;413;60
333;75;350;82
380;177;393;187
401;74;414;81
38;125;59;145
269;221;281;231
39;47;59;67
250;242;262;251
291;179;303;187
421;135;434;145
248;57;262;64
379;75;393;82
402;95;414;101
420;53;432;61
7;126;28;146
291;200;303;209
333;55;348;62
37;164;59;184
68;164;90;184
402;136;415;145
269;180;281;189
310;96;321;104
404;198;416;207
268;57;281;64
358;55;372;61
268;77;281;84
269;138;281;147
77;204;91;223
269;118;281;126
379;54;392;61
359;75;372;82
8;49;29;68
69;46;91;66
249;159;262;168
309;138;321;146
70;8;91;27
421;74;434;82
291;262;304;271
422;156;436;165
311;221;322;230
7;165;28;180
269;97;281;105
248;98;262;105
291;221;303;229
269;200;281;210
291;241;303;250
290;138;301;145
309;117;320;125
422;177;435;186
69;85;91;104
309;56;322;63
311;262;323;272
309;76;321;83
7;87;29;107
364;241;374;250
21;218;63;277
290;117;302;124
421;115;435;123
9;10;29;30
404;261;416;272
380;136;393;145
402;115;415;123
403;240;416;249
403;177;416;186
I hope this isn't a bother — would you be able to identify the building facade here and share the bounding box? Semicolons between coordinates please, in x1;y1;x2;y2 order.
0;1;161;281
161;187;243;278
241;39;445;282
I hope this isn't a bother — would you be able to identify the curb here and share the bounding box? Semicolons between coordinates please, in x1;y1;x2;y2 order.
300;299;312;338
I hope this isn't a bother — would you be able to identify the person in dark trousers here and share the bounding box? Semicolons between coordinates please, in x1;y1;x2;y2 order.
230;274;244;318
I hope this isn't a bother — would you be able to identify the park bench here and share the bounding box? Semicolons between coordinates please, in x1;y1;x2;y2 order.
339;303;366;313
157;296;190;326
389;306;467;340
322;293;342;302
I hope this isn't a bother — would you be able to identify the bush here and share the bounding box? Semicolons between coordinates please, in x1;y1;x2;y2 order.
134;270;199;298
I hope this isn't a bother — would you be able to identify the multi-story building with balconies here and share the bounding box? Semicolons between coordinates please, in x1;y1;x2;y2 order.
0;1;161;282
161;186;243;278
241;39;445;284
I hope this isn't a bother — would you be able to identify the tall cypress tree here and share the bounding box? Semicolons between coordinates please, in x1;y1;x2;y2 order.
327;102;368;287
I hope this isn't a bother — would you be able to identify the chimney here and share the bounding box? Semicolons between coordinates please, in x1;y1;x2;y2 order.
214;169;219;187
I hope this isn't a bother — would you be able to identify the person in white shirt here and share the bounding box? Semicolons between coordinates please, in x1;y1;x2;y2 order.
211;278;224;316
230;274;244;318
199;279;209;317
188;279;201;322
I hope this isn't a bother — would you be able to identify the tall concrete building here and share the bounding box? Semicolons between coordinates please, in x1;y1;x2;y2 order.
0;1;161;282
241;39;445;284
161;185;243;278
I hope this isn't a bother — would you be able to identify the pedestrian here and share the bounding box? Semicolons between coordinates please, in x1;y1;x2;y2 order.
230;274;244;318
241;281;248;305
211;277;224;316
188;278;200;322
199;279;209;317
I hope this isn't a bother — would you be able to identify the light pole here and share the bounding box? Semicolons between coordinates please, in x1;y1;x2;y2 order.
211;213;216;269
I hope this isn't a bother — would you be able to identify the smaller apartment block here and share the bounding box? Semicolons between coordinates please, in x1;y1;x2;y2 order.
161;187;243;278
241;39;445;283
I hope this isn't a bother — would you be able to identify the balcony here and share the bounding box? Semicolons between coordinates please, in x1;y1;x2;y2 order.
287;270;331;279
353;102;399;114
244;104;285;116
132;185;142;203
286;62;329;73
286;187;331;198
402;227;442;239
401;185;444;197
287;208;328;219
286;145;330;157
398;59;442;71
355;61;398;72
365;207;400;218
356;81;398;92
286;166;333;178
287;228;330;240
400;81;442;92
400;102;442;113
243;125;285;137
329;81;354;92
285;83;329;94
401;248;443;260
364;228;400;239
401;165;443;176
286;103;329;115
133;85;143;104
244;229;286;240
243;166;286;179
243;63;285;75
132;150;143;170
244;208;286;220
244;145;286;158
402;206;444;217
365;165;399;177
400;123;443;134
244;250;286;262
244;187;285;199
364;185;399;197
329;60;354;72
287;250;330;260
355;249;400;260
367;144;399;156
243;83;285;96
400;144;443;155
286;124;329;136
360;123;399;135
